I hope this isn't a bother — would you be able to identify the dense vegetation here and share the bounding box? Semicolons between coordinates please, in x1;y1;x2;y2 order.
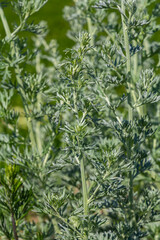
0;0;160;239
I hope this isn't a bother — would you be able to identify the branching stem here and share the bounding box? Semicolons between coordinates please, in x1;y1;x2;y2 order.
35;42;43;154
80;156;88;215
72;73;88;217
121;0;133;211
11;211;19;240
121;0;132;122
0;6;10;37
88;171;109;204
50;205;84;239
77;134;88;216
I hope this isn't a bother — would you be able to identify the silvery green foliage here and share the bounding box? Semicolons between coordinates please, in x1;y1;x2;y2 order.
13;0;48;17
0;0;160;239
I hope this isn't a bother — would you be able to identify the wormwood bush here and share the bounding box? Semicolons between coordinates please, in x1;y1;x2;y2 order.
0;0;160;239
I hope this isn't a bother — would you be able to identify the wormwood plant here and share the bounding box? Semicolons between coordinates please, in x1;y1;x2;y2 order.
0;0;160;239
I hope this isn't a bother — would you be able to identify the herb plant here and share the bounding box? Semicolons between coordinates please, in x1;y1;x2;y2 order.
0;0;160;239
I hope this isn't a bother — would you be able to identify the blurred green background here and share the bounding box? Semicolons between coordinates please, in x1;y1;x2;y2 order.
33;0;74;54
0;0;74;55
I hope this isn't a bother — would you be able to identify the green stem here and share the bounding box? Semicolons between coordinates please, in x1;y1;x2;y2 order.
101;23;119;49
11;211;19;240
73;97;88;216
103;27;116;45
80;156;88;215
121;0;133;210
43;145;52;166
76;134;88;216
72;72;88;217
0;7;37;153
121;0;132;122
132;40;145;117
87;0;94;46
133;48;138;80
88;171;109;204
35;45;43;154
87;17;94;46
36;96;42;153
121;6;131;74
98;83;122;125
0;6;10;37
50;205;84;239
106;54;122;79
153;105;160;151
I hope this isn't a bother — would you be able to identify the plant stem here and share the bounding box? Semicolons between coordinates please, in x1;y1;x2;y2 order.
80;156;88;215
97;82;122;125
0;7;37;153
88;171;109;204
87;17;94;46
132;40;145;117
133;49;138;80
72;72;88;216
121;0;132;122
105;54;122;79
76;134;88;216
0;6;10;37
50;204;84;239
121;5;131;74
35;95;42;153
43;145;52;166
35;43;43;154
87;0;94;46
121;0;133;210
11;211;19;240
